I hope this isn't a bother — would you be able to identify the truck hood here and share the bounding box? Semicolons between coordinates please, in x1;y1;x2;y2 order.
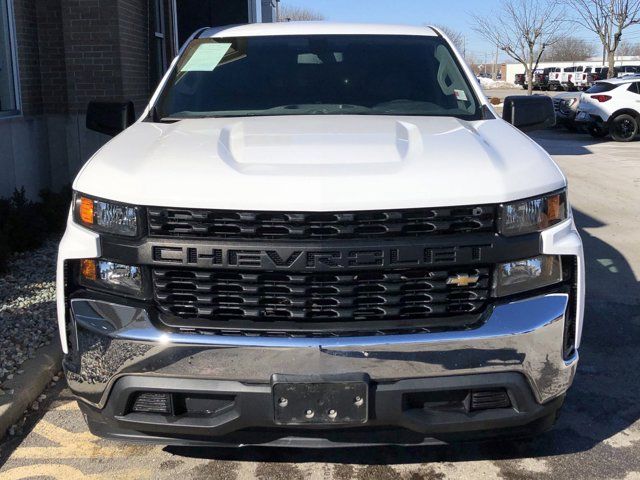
74;115;565;210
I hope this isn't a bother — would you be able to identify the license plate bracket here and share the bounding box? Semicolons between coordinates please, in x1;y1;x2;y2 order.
272;374;369;425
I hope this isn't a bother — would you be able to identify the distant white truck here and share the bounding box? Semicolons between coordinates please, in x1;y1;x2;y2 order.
549;66;593;91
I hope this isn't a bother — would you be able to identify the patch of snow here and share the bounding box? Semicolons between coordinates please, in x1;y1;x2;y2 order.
477;77;521;89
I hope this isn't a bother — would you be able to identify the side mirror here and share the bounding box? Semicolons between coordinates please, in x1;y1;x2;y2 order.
86;101;135;136
502;95;555;131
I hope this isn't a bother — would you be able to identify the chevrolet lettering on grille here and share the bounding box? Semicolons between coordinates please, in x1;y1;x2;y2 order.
150;244;493;271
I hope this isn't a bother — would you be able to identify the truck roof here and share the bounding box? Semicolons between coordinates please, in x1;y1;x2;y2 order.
200;22;439;39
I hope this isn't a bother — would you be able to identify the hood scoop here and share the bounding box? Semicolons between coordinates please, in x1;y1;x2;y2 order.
217;118;425;167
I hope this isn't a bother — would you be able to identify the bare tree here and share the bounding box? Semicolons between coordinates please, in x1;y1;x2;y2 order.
615;41;640;57
564;0;640;77
433;24;466;54
471;0;564;94
278;5;325;22
543;36;595;61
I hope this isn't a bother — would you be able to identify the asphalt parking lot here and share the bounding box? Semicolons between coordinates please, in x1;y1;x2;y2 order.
0;126;639;479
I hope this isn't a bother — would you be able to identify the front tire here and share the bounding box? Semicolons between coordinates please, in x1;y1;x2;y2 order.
609;114;638;142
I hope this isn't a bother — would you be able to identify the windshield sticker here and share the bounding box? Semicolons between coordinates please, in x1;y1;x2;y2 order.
180;43;232;72
454;89;468;101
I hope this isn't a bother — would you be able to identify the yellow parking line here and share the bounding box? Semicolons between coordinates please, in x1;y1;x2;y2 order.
50;401;80;411
32;420;95;444
0;464;151;480
11;420;146;459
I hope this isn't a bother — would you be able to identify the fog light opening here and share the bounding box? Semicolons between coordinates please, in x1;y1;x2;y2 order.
130;392;173;415
470;389;511;411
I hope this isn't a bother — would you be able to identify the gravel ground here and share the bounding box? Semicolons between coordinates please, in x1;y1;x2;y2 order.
0;239;59;394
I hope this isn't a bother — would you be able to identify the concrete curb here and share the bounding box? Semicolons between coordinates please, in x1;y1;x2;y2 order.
0;341;63;439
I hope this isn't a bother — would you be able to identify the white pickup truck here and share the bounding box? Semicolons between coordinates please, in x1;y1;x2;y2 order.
56;22;584;447
549;66;592;91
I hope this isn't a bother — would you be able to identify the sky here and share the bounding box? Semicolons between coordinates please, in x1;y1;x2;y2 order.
280;0;640;63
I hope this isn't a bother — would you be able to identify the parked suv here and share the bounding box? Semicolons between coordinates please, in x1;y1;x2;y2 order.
57;22;584;447
575;76;640;141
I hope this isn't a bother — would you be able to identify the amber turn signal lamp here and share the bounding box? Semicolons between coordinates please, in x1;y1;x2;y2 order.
80;259;97;281
79;196;94;225
547;194;561;223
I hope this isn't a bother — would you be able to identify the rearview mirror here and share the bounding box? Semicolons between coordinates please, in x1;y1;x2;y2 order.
502;95;555;131
86;101;135;136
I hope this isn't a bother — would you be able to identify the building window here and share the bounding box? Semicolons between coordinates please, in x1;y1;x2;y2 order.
0;0;19;116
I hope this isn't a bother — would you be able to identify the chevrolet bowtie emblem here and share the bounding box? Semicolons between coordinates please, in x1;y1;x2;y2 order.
446;274;480;287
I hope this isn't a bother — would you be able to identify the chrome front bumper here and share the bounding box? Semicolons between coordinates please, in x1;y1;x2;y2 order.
66;292;577;409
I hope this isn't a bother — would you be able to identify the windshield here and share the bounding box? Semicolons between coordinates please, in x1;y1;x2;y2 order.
155;35;481;120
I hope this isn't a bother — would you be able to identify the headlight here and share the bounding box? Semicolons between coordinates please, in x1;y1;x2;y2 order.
79;259;143;295
74;193;139;237
493;255;563;297
499;190;568;236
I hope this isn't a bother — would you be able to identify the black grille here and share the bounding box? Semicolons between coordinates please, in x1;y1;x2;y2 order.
153;267;491;334
147;206;496;240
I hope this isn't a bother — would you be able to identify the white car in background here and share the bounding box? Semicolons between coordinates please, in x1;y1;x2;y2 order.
575;76;640;141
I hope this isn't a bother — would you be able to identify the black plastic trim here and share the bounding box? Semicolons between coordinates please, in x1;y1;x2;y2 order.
79;372;565;446
562;255;578;359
